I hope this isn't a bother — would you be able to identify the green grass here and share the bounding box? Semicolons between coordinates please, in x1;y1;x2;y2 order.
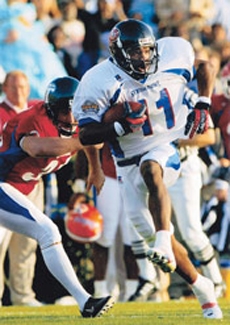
0;299;229;325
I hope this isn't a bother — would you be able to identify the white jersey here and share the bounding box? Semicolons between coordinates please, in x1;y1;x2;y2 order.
73;37;195;159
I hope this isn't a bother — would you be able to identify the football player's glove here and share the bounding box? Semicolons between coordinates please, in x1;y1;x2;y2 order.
125;114;147;132
113;100;147;135
123;100;147;118
184;101;210;139
124;99;147;132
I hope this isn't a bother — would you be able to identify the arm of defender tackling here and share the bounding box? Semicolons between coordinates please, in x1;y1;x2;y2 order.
79;122;126;145
20;135;84;157
83;145;105;195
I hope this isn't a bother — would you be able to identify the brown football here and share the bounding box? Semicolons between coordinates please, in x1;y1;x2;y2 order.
102;101;145;123
102;103;126;123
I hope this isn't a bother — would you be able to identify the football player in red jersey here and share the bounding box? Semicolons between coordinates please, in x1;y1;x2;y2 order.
0;76;114;317
0;70;44;307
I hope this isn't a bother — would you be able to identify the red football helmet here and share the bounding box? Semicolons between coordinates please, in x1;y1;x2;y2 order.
221;61;230;99
65;203;103;243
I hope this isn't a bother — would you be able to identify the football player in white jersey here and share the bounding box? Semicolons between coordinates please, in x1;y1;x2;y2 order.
168;88;225;298
73;19;222;319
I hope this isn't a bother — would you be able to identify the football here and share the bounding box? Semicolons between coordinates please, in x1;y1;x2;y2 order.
102;101;146;123
102;102;126;123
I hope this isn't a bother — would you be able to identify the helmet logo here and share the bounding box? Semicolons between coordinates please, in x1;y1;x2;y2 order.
109;27;120;43
48;83;56;92
139;37;154;46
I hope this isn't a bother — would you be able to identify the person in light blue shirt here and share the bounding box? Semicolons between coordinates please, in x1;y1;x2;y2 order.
0;1;67;99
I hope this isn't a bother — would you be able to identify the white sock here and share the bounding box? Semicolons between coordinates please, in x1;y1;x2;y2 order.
94;280;110;297
42;243;90;311
191;273;217;308
137;258;158;282
201;258;223;284
123;279;138;301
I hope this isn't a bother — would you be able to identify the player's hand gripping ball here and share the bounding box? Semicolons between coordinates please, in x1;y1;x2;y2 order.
103;100;147;123
103;100;147;133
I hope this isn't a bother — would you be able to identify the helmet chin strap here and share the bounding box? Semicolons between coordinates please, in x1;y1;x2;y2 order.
58;126;77;137
55;120;77;137
59;132;72;138
129;60;156;80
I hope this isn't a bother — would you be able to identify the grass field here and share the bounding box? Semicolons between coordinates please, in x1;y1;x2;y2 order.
0;299;229;325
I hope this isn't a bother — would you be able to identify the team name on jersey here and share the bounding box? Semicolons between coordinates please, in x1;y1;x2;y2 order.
131;80;160;97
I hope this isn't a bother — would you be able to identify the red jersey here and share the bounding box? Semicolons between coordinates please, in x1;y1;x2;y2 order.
210;94;230;159
0;101;77;195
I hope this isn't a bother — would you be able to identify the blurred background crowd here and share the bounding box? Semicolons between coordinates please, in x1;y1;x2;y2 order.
1;0;230;307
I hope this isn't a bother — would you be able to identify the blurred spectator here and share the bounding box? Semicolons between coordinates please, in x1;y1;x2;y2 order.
30;0;62;33
201;179;230;255
153;0;190;37
56;0;86;76
189;0;215;35
95;0;127;61
207;0;230;41
213;42;230;70
0;0;67;99
209;24;228;48
154;0;215;44
128;0;158;35
77;0;98;13
73;0;127;78
201;22;230;68
47;25;79;78
209;49;222;94
154;0;189;22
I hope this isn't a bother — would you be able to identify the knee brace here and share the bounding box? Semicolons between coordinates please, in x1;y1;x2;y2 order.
131;239;150;259
193;243;215;265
